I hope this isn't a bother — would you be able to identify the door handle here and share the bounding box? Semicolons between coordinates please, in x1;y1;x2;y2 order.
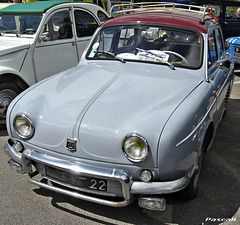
72;42;76;46
212;91;217;97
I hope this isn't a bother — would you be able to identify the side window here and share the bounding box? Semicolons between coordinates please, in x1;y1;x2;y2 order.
215;28;224;57
74;10;98;38
97;11;108;23
43;10;73;41
208;30;217;66
226;6;240;19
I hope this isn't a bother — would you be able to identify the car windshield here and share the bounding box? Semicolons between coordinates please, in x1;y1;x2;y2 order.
0;13;42;35
87;25;203;69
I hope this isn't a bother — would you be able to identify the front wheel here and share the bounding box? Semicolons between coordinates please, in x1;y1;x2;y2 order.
0;83;22;130
177;147;204;200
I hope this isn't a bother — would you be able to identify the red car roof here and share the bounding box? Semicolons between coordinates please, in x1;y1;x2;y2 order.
102;11;214;34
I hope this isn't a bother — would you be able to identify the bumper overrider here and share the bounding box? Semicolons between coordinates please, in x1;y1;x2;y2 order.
5;139;190;211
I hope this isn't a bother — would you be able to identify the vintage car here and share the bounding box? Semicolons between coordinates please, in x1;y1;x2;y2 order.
4;2;234;211
0;2;13;10
0;1;109;129
225;36;240;66
193;0;240;39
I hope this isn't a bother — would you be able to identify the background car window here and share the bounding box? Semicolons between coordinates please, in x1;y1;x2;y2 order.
0;14;16;30
0;13;42;34
43;10;73;40
74;10;98;38
226;6;240;19
97;11;108;23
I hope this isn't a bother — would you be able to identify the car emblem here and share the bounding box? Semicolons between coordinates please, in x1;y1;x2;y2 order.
66;139;77;152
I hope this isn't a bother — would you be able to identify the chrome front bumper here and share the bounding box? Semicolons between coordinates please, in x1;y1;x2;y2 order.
5;139;190;208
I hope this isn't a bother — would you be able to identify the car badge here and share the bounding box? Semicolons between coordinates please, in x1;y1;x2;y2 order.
66;139;77;152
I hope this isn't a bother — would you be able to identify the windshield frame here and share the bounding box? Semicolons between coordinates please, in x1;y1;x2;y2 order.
86;24;204;70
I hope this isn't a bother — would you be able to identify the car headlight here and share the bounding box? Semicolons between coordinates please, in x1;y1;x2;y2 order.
122;134;149;162
13;114;34;139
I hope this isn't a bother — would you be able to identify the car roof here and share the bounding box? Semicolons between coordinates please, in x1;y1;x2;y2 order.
0;3;14;10
0;1;89;13
103;10;214;34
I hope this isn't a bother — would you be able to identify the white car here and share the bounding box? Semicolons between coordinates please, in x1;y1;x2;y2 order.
0;1;109;129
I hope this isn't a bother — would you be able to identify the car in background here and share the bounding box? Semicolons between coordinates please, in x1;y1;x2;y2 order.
4;2;234;211
225;36;240;66
0;1;109;129
0;2;13;10
193;0;240;39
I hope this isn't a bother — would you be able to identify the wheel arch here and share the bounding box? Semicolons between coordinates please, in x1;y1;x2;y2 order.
0;73;29;91
202;121;215;152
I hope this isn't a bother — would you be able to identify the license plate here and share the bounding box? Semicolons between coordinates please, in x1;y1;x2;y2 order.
45;166;108;192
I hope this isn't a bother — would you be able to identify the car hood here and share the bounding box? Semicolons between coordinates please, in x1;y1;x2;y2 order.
0;37;32;56
10;61;203;167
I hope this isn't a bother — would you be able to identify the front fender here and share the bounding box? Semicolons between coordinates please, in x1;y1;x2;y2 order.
157;80;216;180
0;66;21;77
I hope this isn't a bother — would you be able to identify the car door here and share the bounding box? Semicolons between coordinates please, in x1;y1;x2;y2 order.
73;8;102;60
207;27;233;123
33;8;79;82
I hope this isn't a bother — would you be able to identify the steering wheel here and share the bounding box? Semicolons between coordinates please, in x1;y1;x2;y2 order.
163;50;190;66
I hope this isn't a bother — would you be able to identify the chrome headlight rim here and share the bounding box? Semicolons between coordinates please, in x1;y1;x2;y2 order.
122;133;150;162
13;114;34;139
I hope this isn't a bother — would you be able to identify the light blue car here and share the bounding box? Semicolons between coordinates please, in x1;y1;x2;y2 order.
225;36;240;66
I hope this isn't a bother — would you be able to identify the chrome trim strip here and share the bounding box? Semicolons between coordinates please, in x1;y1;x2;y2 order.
13;114;35;139
22;149;131;202
4;140;22;164
29;178;132;208
177;66;234;147
176;97;216;147
5;140;191;206
131;174;190;194
122;133;150;162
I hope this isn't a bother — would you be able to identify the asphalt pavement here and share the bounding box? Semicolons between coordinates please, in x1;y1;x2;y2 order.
0;74;239;225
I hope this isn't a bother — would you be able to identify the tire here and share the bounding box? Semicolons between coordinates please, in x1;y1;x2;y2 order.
177;147;204;201
0;83;22;130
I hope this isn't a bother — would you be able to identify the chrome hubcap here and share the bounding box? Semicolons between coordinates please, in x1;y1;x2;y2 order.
0;90;17;121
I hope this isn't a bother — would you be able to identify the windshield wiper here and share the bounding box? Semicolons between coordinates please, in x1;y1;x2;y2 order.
94;50;126;63
136;48;175;70
1;30;19;37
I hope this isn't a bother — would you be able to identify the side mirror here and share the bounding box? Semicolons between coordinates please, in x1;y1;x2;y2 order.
39;32;51;42
217;59;231;69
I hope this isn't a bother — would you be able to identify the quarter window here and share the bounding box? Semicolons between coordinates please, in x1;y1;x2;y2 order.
215;28;224;57
97;11;108;23
208;30;217;65
74;10;98;38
